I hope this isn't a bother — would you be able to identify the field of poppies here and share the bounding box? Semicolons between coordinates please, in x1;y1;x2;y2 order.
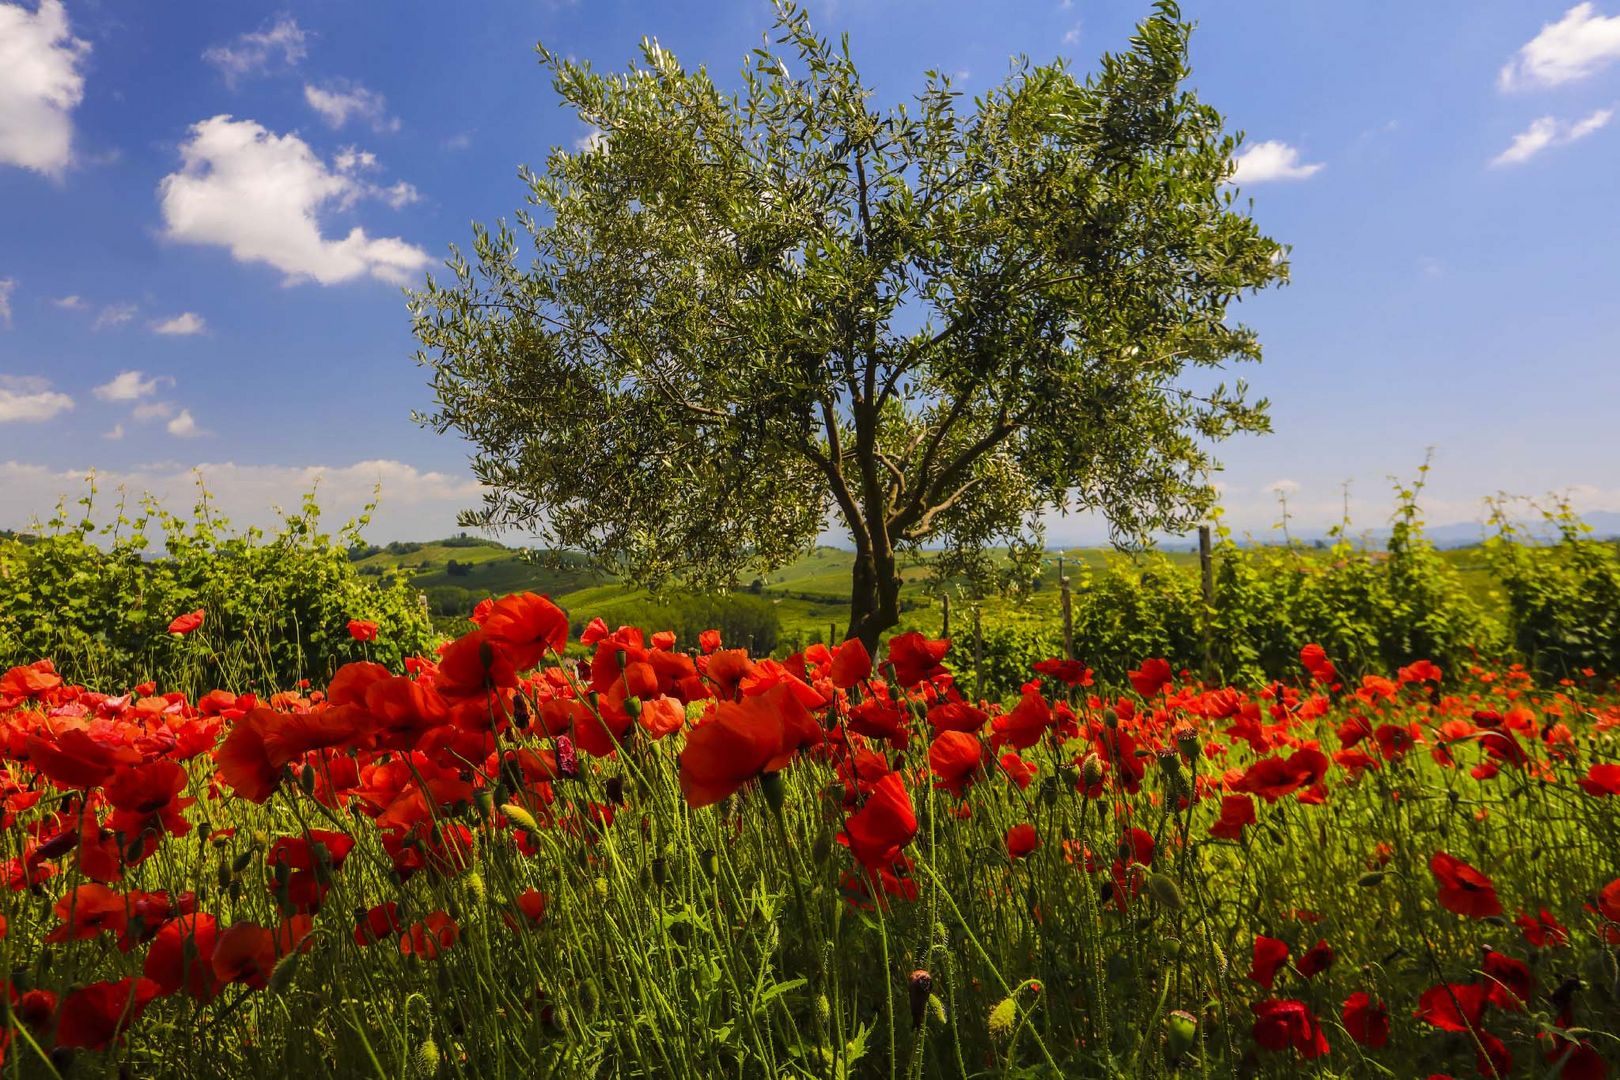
1;592;1618;1079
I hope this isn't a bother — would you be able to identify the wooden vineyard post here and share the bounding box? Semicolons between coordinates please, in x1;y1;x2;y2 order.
1199;525;1215;683
830;621;838;645
941;593;951;640
1059;555;1074;661
973;606;984;703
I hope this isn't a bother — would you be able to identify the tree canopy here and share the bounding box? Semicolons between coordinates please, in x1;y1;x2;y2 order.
410;1;1288;647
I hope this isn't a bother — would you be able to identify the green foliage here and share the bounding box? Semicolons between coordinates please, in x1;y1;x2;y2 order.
1486;497;1620;679
0;480;436;695
585;592;781;655
410;0;1287;643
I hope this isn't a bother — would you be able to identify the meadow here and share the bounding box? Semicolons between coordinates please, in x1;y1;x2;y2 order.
0;591;1616;1078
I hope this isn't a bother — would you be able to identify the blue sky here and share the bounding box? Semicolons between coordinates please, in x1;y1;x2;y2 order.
2;0;1618;544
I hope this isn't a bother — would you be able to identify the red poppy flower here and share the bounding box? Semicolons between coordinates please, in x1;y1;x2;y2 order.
1481;949;1532;1010
1210;794;1256;840
704;649;757;699
1005;823;1039;860
480;592;570;670
1248;935;1291;989
26;727;139;790
144;913;223;999
990;685;1053;750
434;629;518;699
353;903;404;946
1341;992;1389;1048
887;632;950;688
502;889;547;932
1296;939;1334;978
829;638;873;689
698;629;721;654
401;911;459;959
1414;982;1489;1033
928;730;982;796
346;619;379;642
1128;658;1174;698
55;978;161;1050
678;686;816;808
841;772;917;870
1516;907;1569;948
1032;658;1093;687
1250;998;1330;1059
45;883;130;943
1430;851;1502;919
1300;644;1336;685
1234;748;1330;802
1578;764;1620;796
214;708;282;804
927;700;988;734
1596;877;1620;922
167;609;205;635
212;922;277;989
0;659;61;699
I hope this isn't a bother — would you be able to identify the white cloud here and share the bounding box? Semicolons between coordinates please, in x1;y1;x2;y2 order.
0;374;73;423
102;423;123;440
0;0;89;177
0;277;14;328
1062;23;1082;46
203;15;308;86
158;115;431;286
92;370;166;402
1500;3;1620;90
1264;478;1302;496
132;401;175;422
574;128;606;154
1491;107;1612;166
0;458;486;540
1231;140;1324;184
52;294;85;310
304;81;399;133
166;409;204;438
151;312;207;335
442;132;473;151
92;302;137;330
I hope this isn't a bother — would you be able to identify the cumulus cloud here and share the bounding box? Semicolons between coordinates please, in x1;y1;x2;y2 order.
166;409;205;438
0;374;73;423
1491;107;1613;166
203;15;308;86
304;80;399;133
0;277;14;328
0;0;89;177
92;370;166;402
151;312;207;335
92;301;137;330
52;294;85;310
157;115;431;286
1500;3;1620;90
103;423;123;440
131;401;175;422
1231;140;1324;184
0;458;486;540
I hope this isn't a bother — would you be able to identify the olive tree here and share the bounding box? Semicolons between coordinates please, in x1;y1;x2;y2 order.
410;1;1288;649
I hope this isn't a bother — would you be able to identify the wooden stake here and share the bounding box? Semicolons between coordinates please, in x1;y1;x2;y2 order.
1199;525;1215;682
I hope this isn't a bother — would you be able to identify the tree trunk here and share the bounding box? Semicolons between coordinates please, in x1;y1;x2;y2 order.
847;538;902;652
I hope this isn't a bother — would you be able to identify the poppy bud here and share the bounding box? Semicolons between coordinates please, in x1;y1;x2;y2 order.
987;994;1018;1041
463;870;486;905
908;970;933;1029
478;639;496;673
1357;871;1385;887
513;694;531;729
500;804;540;836
815;993;831;1026
605;776;625;805
1165;1010;1198;1060
699;848;718;880
268;951;301;994
411;1038;441;1080
1038;776;1059;807
1146;873;1184;911
1080;753;1104;789
623;695;642;720
652;856;667;888
298;765;317;796
1103;708;1119;729
760;771;785;812
473;789;494;817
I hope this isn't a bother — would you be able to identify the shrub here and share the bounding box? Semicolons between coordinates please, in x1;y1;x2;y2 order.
582;592;780;655
0;482;436;695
